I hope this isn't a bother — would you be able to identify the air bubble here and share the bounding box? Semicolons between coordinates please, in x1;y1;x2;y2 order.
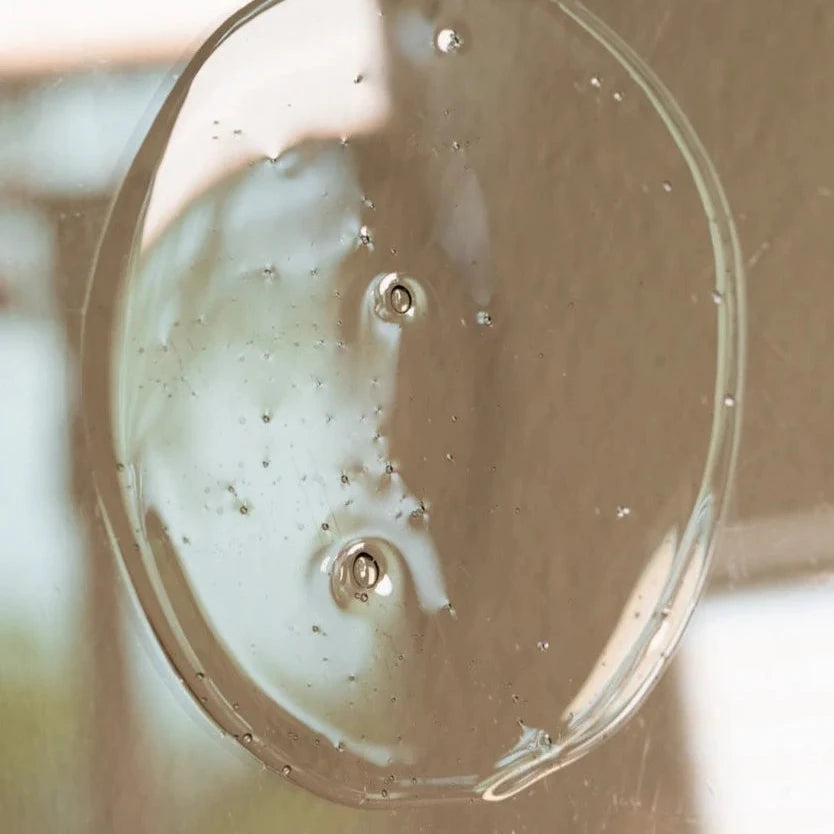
590;75;602;88
352;552;380;590
476;311;493;327
662;181;673;192
723;393;736;408
436;28;463;53
374;272;421;322
537;641;550;652
616;506;632;519
389;284;412;315
282;765;292;777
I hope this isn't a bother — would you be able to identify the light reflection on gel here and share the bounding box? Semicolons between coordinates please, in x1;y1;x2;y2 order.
120;143;448;764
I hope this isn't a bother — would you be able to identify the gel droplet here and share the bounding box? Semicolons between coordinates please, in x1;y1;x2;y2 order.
87;0;743;810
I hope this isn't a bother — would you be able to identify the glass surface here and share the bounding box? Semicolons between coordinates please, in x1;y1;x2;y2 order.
79;0;742;806
3;0;832;831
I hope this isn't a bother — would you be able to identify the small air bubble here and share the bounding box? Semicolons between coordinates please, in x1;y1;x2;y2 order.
384;463;394;475
389;284;413;315
590;75;602;88
321;522;330;531
537;641;550;652
476;310;493;327
352;552;380;590
662;181;673;192
445;452;455;462
196;671;205;680
340;473;350;485
242;733;253;744
616;505;632;519
613;90;623;102
239;504;249;515
712;290;724;305
353;73;364;84
381;789;388;798
262;413;271;423
723;393;736;408
281;765;292;777
452;140;462;151
436;28;463;53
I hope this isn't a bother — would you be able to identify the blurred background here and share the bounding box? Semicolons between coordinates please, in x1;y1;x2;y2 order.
2;1;834;832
